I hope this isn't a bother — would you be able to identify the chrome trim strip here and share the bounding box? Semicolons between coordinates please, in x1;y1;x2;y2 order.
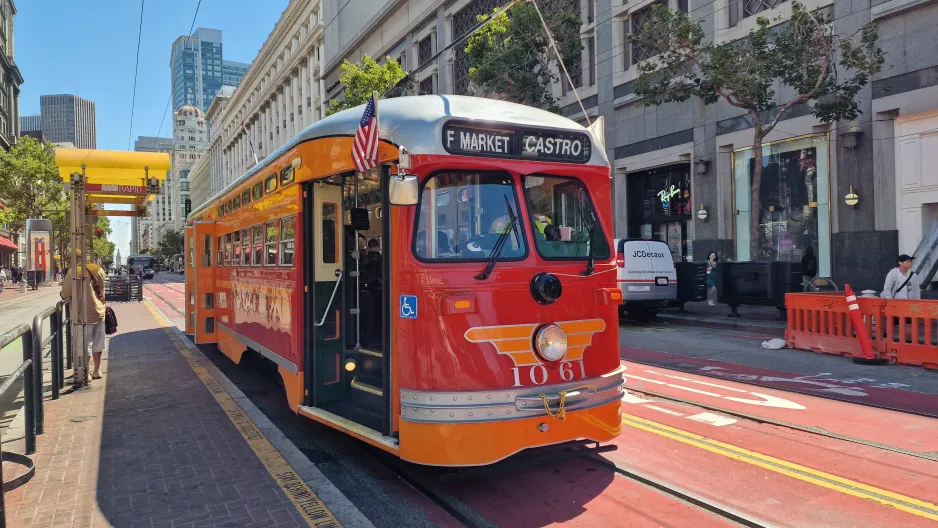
400;366;625;424
217;321;298;374
298;406;399;450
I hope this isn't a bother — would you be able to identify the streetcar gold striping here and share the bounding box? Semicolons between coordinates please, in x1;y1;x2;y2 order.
145;300;343;527
621;412;938;521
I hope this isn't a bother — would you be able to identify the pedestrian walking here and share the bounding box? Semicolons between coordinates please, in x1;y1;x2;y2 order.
706;252;719;306
0;266;6;292
882;254;921;299
60;249;107;382
801;247;818;286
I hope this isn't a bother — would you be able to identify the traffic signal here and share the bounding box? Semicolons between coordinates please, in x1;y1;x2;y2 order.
94;227;104;239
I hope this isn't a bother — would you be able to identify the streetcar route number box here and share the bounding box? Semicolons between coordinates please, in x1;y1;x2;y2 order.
442;122;591;164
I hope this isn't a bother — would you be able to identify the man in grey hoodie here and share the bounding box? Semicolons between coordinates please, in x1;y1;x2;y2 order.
882;254;921;299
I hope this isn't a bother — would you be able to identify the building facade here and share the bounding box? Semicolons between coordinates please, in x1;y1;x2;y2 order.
19;112;37;132
171;28;249;113
0;0;21;151
131;136;174;254
214;0;325;190
39;94;95;149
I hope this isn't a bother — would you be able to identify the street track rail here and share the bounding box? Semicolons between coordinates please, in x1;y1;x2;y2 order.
588;455;776;528
623;385;938;463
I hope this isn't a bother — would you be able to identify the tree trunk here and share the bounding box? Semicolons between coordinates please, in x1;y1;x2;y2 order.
749;131;765;261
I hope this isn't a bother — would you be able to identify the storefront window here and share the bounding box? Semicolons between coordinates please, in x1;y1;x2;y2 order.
733;135;830;276
627;165;692;261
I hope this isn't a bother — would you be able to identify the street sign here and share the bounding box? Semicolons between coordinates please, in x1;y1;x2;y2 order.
83;183;148;195
87;209;146;217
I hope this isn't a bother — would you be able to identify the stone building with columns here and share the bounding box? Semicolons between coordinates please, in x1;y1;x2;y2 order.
214;0;325;189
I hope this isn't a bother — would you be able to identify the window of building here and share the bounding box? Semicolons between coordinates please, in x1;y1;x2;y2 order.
280;216;295;266
419;76;433;95
418;35;433;65
587;36;596;86
252;225;263;266
241;228;251;265
264;222;278;266
630;1;665;66
265;174;278;194
731;0;785;26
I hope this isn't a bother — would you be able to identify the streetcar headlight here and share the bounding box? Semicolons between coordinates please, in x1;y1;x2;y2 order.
534;324;567;362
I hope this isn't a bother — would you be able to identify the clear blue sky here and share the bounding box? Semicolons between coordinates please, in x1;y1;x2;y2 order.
16;0;289;260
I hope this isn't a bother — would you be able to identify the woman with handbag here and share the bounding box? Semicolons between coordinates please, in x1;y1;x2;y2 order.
60;249;112;381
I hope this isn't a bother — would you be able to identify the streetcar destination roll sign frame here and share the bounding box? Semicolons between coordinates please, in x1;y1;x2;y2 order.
442;122;591;163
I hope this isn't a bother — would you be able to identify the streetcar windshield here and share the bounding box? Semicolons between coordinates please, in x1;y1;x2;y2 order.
413;172;527;261
127;256;155;269
523;175;609;260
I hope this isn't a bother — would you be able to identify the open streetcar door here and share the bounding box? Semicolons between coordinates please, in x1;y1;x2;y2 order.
184;225;195;336
306;181;345;406
192;221;217;344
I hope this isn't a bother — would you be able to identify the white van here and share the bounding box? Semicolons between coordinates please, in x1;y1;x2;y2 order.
615;238;678;320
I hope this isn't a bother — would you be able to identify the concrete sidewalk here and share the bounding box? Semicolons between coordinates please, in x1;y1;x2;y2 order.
657;301;788;335
3;301;369;528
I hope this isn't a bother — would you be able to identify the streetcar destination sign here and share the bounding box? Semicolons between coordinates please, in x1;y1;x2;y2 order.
442;123;591;163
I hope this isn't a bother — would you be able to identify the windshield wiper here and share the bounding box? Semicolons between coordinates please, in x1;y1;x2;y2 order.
475;195;518;280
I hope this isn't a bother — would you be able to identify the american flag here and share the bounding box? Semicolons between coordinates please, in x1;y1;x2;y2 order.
351;94;379;173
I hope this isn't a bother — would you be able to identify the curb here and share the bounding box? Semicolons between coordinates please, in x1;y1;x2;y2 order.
658;314;786;336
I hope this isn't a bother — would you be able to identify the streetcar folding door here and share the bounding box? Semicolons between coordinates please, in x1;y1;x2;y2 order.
193;221;217;344
185;226;195;336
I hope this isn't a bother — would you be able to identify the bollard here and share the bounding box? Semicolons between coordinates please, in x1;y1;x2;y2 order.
30;313;44;436
845;284;888;365
51;305;62;400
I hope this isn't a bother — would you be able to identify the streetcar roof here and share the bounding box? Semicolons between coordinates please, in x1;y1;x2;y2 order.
189;95;607;221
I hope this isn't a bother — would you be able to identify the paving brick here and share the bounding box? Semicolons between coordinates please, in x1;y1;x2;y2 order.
5;302;319;528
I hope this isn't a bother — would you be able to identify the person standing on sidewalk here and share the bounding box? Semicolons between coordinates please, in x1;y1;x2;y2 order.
706;252;719;306
60;249;107;381
882;254;922;299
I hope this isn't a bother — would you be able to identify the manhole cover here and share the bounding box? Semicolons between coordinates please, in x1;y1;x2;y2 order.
69;416;95;423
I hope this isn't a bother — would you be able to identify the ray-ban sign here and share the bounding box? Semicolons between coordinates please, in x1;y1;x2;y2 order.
442;123;591;163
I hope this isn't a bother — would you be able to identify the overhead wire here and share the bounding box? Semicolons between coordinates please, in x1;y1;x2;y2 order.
128;0;146;150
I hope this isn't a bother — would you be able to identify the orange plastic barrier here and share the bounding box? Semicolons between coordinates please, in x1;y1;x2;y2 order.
882;299;938;369
785;293;888;360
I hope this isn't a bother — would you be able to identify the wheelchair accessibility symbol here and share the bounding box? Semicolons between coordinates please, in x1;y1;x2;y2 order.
399;295;418;319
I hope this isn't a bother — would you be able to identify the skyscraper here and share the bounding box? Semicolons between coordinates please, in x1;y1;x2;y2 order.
19;114;39;132
134;136;174;153
39;94;96;148
171;28;249;112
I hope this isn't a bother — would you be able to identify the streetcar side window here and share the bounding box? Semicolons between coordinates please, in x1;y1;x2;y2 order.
280;216;295;267
280;166;295;187
233;195;241;210
203;234;212;267
265;174;278;194
322;203;337;264
241;229;251;266
264;222;278;266
233;230;242;266
242;190;251;206
225;200;232;214
217;236;224;266
522;175;610;260
252;225;263;266
224;233;232;266
413;172;526;261
252;182;263;201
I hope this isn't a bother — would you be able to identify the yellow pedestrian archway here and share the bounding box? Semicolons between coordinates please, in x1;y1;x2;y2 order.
53;148;170;388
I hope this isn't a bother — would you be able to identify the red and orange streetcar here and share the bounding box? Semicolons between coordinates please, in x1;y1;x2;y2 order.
185;95;624;466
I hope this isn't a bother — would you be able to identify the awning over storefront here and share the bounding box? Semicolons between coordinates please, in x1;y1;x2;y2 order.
0;235;17;250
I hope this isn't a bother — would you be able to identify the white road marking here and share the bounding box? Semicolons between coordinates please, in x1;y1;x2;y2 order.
622;393;651;404
686;412;737;427
688;379;749;393
645;405;684;416
622;372;806;410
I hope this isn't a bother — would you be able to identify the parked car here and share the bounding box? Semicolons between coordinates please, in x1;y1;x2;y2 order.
615;238;678;321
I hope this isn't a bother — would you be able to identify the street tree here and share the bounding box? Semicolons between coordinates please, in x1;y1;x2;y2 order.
0;137;65;236
327;56;407;116
466;2;581;112
91;217;115;267
630;2;884;258
157;230;184;262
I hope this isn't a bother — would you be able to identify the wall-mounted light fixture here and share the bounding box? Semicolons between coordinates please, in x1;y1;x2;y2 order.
845;185;859;207
694;157;711;175
697;204;709;221
842;126;863;149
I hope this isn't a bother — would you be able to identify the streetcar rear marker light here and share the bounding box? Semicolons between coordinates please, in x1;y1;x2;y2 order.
534;324;567;362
